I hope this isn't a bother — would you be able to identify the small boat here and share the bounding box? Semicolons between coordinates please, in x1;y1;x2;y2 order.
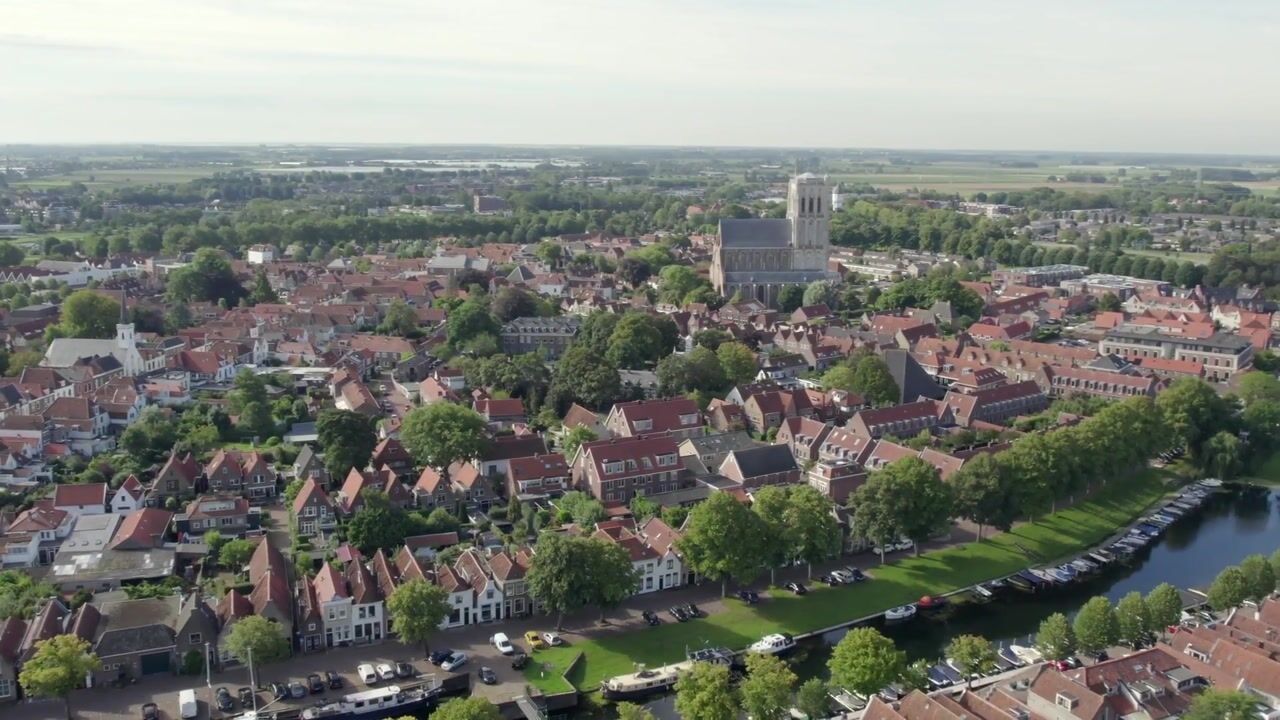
299;684;439;720
602;662;691;701
1007;573;1035;592
830;689;868;712
1044;567;1073;584
1071;559;1098;574
885;604;917;622
748;633;796;656
986;578;1008;590
688;647;735;665
1056;563;1079;579
1088;550;1114;565
1030;568;1060;585
918;595;950;611
1134;523;1163;537
972;584;995;599
926;665;953;689
935;663;963;685
1010;644;1043;665
1011;570;1046;592
1198;478;1223;488
997;646;1024;668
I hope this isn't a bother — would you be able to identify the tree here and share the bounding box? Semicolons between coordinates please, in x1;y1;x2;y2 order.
785;485;841;577
717;342;757;386
1203;431;1242;480
1183;689;1262;720
560;425;598;458
851;355;899;405
432;697;503;720
386;579;452;653
491;287;539;323
527;533;592;629
166;248;247;305
1156;378;1228;461
950;452;1017;539
752;486;793;584
1073;596;1119;656
423;507;461;534
249;269;278;305
51;289;120;339
0;243;23;266
236;400;275;441
0;571;58;620
1236;371;1280;407
219;539;256;570
617;257;651;287
1097;292;1122;312
18;634;99;720
776;285;805;313
400;403;489;477
203;530;227;561
316;410;378;480
795;678;829;720
675;661;737;720
739;652;797;720
615;703;657;720
1115;591;1152;646
377;299;418;335
606;312;665;368
828;627;906;696
630;495;660;522
1146;583;1182;631
346;491;420;555
584;537;640;621
803;280;841;309
224;615;290;665
1036;613;1077;661
1208;566;1250;610
676;492;765;596
446;300;499;349
1239;554;1276;603
946;634;997;686
549;345;621;411
853;457;952;557
555;490;606;526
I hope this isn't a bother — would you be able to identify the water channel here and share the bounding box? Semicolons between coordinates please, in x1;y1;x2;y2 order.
790;483;1280;681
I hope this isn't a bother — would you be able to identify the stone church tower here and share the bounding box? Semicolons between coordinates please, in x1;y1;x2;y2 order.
709;173;834;306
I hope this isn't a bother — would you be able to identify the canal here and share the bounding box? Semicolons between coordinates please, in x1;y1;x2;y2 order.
790;484;1280;680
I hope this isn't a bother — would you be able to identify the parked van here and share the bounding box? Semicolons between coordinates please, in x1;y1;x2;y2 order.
178;688;198;719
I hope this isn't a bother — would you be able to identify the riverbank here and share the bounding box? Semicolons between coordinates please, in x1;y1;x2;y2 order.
524;467;1176;694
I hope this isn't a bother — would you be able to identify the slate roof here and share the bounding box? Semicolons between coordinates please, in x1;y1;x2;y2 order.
723;444;798;478
718;218;791;248
882;348;944;402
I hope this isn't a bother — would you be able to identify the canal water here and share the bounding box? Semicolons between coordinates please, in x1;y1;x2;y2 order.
791;484;1280;679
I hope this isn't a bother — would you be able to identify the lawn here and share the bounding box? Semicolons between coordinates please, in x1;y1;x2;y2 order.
1242;451;1280;485
522;468;1174;693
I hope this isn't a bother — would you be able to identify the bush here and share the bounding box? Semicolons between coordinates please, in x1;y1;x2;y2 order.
180;649;204;676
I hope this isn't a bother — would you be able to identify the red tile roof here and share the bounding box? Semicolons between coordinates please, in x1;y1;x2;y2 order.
109;508;172;550
53;482;109;509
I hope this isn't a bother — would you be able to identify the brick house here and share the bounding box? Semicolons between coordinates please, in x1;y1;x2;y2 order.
204;450;277;501
291;478;338;538
575;436;687;504
717;445;800;489
604;398;703;440
174;495;258;539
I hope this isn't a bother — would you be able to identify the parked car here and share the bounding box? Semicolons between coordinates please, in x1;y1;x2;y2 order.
478;667;498;685
288;681;307;699
785;582;808;595
441;652;469;672
818;574;841;586
307;673;325;694
395;662;416;679
641;609;661;626
524;630;547;650
237;687;255;707
429;649;454;666
843;566;867;582
669;605;690;622
893;539;915;552
542;631;564;646
270;682;289;700
830;570;854;583
324;672;343;690
357;664;378;685
737;589;759;604
511;652;530;670
491;632;515;655
141;703;159;720
215;687;235;712
375;663;396;681
684;603;703;618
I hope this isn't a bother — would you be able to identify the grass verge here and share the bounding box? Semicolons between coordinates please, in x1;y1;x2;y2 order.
522;468;1173;693
1242;451;1280;485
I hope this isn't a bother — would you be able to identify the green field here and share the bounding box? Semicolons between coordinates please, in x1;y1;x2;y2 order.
522;468;1174;693
1031;240;1215;266
1243;451;1280;485
13;166;232;190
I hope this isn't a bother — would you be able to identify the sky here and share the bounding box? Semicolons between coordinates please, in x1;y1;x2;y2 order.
2;0;1279;154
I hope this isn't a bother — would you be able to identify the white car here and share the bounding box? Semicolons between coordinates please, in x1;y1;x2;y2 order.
830;570;854;584
491;632;515;655
441;652;468;672
893;539;915;552
542;631;564;647
376;663;396;681
357;663;378;685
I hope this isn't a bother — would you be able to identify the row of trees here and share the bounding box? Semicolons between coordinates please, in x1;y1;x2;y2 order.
1205;552;1280;611
1035;584;1183;659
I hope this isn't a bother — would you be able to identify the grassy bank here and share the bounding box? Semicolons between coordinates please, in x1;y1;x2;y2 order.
521;468;1174;693
1242;451;1280;485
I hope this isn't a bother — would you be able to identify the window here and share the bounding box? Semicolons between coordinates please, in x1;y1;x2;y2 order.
308;623;316;631
188;633;202;644
0;678;9;697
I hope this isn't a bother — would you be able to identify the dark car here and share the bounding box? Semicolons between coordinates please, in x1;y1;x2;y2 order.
270;682;289;701
307;673;325;694
847;568;867;582
141;703;159;720
737;590;759;604
478;666;498;685
785;581;808;595
395;662;416;679
288;681;307;699
324;671;343;690
215;687;235;712
669;605;690;622
641;609;661;625
684;603;702;618
238;687;255;707
818;574;840;586
511;652;530;670
429;649;454;666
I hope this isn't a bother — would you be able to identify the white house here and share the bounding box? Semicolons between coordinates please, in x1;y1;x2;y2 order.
0;531;40;567
247;245;276;265
110;476;145;514
52;482;109;518
314;563;354;647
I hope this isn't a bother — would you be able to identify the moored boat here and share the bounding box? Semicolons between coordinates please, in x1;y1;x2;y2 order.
299;684;439;720
748;633;796;656
885;604;917;622
1010;644;1043;665
602;662;691;701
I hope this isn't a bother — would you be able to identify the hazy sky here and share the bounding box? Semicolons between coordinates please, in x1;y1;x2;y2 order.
3;0;1278;153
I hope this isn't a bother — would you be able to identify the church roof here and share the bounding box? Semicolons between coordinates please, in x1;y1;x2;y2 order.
718;218;791;248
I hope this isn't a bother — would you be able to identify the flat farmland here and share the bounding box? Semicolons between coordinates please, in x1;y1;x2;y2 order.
13;166;233;189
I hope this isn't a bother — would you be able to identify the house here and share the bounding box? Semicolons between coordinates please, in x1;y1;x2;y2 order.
604;397;703;440
474;398;527;430
638;517;687;589
476;434;546;479
215;589;254;666
717;445;801;489
335;380;380;417
448;461;497;511
295;577;325;653
742;389;815;435
109;508;173;551
369;438;413;480
204;449;278;501
7;501;74;564
593;523;659;594
110;475;145;514
453;548;505;624
942;380;1047;427
336;466;413;516
413;465;459;514
676;431;762;476
91;596;213;684
53;482;109;517
506;454;570;499
575;436;687;504
174;495;258;540
247;539;293;645
0;616;26;702
292;478;338;538
292;445;328;489
149;451;201;506
1037;364;1160;400
847;399;953;439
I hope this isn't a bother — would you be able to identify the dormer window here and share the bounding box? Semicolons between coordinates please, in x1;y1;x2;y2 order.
1055;693;1078;709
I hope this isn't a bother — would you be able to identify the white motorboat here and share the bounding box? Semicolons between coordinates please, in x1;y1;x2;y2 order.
1010;644;1044;665
885;604;918;622
1198;478;1223;488
748;633;797;656
299;685;438;720
972;584;995;599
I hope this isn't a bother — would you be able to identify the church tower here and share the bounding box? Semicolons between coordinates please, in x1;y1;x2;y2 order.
115;290;141;375
788;173;831;272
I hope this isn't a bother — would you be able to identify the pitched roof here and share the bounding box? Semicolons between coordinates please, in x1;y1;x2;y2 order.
109;508;172;550
723;444;798;479
54;482;109;508
291;477;334;515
